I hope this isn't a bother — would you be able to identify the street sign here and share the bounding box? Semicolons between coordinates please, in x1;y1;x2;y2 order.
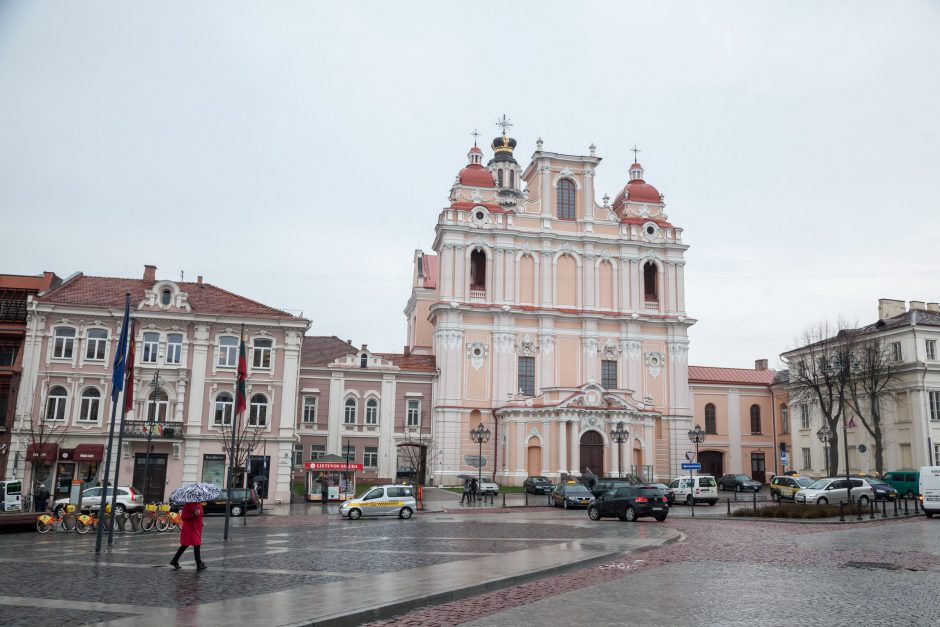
681;462;701;470
685;451;695;462
780;452;789;463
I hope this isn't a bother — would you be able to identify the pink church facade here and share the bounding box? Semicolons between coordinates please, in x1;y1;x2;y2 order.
406;127;695;486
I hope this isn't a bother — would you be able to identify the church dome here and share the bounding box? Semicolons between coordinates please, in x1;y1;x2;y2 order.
458;164;496;187
611;162;662;207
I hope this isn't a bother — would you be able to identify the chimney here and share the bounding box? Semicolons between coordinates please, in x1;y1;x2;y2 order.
404;345;411;356
927;303;940;312
878;298;906;320
361;344;368;352
143;265;157;282
910;301;926;311
755;359;768;371
347;339;352;345
196;275;203;285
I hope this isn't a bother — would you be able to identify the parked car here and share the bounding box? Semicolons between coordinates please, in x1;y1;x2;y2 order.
179;488;259;516
479;480;499;496
669;475;719;506
794;478;873;506
919;466;940;518
550;482;594;509
340;484;417;520
769;476;814;502
859;477;898;501
52;486;143;516
588;485;670;522
0;480;22;512
523;476;555;494
646;483;676;505
717;474;762;492
883;470;920;498
589;479;637;498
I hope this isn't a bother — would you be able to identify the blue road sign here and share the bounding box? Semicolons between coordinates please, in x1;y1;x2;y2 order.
681;462;701;470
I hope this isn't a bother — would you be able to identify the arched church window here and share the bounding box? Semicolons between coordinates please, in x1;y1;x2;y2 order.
470;249;486;290
497;169;504;188
643;262;658;301
557;179;576;220
705;403;717;434
750;405;762;434
509;170;515;188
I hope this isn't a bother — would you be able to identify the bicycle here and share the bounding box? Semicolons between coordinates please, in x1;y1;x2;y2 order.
140;503;166;531
75;505;114;534
36;504;78;533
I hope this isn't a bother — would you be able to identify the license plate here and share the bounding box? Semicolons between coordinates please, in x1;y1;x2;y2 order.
652;507;663;511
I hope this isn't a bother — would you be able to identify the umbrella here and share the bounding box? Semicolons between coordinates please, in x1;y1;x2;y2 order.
457;474;476;481
169;482;222;503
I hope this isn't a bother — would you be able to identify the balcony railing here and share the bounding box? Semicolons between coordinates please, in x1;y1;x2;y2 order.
121;420;184;440
469;289;486;301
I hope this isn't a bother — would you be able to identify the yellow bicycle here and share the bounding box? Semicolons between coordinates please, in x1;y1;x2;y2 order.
36;504;77;533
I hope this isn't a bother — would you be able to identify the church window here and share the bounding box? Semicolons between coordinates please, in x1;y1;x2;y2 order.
557;179;576;220
509;170;515;188
470;249;486;290
704;403;717;434
643;262;658;301
518;356;535;396
360;353;368;368
750;404;762;434
497;170;504;187
601;360;617;389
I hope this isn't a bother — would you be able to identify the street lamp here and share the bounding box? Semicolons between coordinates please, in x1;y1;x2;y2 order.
687;424;706;517
469;422;491;498
816;425;832;477
609;422;629;479
143;367;164;504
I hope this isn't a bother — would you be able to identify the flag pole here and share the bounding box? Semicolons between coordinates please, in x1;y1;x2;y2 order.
96;293;131;555
107;321;135;545
224;323;246;541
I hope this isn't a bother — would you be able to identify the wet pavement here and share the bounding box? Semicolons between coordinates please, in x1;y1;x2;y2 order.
0;487;677;626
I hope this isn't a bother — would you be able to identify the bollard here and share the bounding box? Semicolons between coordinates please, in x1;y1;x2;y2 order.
839;502;845;522
893;499;899;517
882;499;887;518
727;497;731;516
856;498;863;521
752;490;757;512
869;499;875;520
502;491;506;508
914;497;920;514
904;498;910;516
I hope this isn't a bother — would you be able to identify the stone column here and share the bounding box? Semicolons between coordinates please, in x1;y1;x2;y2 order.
540;419;551;475
557;420;567;474
569;418;580;475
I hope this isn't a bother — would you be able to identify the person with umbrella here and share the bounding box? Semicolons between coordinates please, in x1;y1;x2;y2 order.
169;483;218;571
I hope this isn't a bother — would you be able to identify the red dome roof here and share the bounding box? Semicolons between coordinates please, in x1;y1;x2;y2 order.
623;180;662;203
469;146;483;155
458;163;495;187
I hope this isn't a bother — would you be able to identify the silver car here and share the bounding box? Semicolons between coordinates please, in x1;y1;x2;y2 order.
794;478;874;506
340;484;417;520
51;486;143;515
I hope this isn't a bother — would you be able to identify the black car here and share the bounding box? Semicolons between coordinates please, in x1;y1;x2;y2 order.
523;476;555;494
172;488;259;516
717;474;762;492
646;482;676;505
588;485;669;522
589;479;637;498
550;482;594;509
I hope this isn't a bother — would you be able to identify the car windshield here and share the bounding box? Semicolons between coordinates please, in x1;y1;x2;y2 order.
734;475;751;481
532;477;549;482
867;479;890;487
699;478;717;487
795;478;814;487
565;485;592;495
807;480;830;490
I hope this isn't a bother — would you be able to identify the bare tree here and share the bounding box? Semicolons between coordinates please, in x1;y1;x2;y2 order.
845;337;902;476
783;320;857;475
16;386;70;509
217;417;265;489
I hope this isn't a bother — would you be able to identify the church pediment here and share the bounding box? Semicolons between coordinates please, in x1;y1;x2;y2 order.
557;383;645;412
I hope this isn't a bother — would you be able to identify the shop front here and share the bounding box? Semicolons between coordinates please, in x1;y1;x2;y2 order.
304;455;363;502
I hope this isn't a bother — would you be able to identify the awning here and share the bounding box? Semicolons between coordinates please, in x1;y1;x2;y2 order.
25;443;59;461
73;444;104;461
304;461;363;471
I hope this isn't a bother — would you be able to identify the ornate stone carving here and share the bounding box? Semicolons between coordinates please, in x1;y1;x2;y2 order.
645;351;665;378
559;167;574;178
600;339;619;359
436;329;463;351
582;337;598;354
527;426;541;441
583;389;603;407
493;333;515;354
539;334;555;354
621;339;642;361
466;341;488;370
580;413;604;432
668;341;690;362
601;248;611;261
470;190;482;203
517;334;538;356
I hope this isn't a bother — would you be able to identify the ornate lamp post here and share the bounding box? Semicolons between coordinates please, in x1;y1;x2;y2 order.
609;422;629;479
469;422;491;497
816;425;832;477
143;368;163;504
688;424;706;517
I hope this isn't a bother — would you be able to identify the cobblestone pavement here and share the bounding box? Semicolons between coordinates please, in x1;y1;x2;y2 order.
0;506;675;626
369;516;940;626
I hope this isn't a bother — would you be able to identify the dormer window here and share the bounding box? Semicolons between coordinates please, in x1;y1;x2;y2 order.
360;353;368;368
160;289;172;306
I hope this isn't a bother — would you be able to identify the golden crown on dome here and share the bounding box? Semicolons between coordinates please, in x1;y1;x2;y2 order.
491;114;517;154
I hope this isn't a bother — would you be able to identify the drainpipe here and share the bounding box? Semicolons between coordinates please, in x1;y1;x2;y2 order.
770;392;779;477
491;408;499;482
913;325;932;466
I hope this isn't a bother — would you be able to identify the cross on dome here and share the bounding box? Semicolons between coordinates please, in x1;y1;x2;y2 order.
631;144;641;162
496;114;513;136
470;128;481;147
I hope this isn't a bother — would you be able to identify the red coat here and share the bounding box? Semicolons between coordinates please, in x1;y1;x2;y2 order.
179;502;204;546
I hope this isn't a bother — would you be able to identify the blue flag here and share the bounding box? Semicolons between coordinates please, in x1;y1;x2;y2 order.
111;294;131;402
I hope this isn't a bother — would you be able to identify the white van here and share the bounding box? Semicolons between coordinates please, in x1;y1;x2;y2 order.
0;480;23;512
669;475;719;506
919;466;940;518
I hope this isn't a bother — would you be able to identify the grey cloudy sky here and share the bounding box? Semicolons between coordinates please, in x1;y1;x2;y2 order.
2;1;938;369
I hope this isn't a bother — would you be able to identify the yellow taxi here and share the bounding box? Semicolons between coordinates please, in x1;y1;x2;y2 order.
769;475;814;501
340;484;417;520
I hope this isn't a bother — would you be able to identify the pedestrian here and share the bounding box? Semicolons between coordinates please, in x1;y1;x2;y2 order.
470;478;478;503
170;501;207;571
35;483;50;513
461;479;470;504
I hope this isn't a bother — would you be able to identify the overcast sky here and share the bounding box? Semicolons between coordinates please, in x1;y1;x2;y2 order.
2;1;938;369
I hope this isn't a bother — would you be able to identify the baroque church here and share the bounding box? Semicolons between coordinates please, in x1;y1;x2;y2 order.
405;120;694;486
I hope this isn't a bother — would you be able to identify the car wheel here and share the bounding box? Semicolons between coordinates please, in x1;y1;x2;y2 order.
817;497;828;505
906;489;915;498
52;505;64;517
588;505;601;521
925;510;934;518
348;508;362;520
686;495;694;506
624;506;637;522
399;507;413;520
230;504;244;517
654;515;668;522
113;504;126;516
708;501;717;506
858;495;870;507
563;500;569;510
772;491;781;503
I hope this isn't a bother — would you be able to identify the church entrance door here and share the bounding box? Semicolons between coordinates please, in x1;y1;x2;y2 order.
526;445;542;477
699;451;724;478
579;431;604;477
